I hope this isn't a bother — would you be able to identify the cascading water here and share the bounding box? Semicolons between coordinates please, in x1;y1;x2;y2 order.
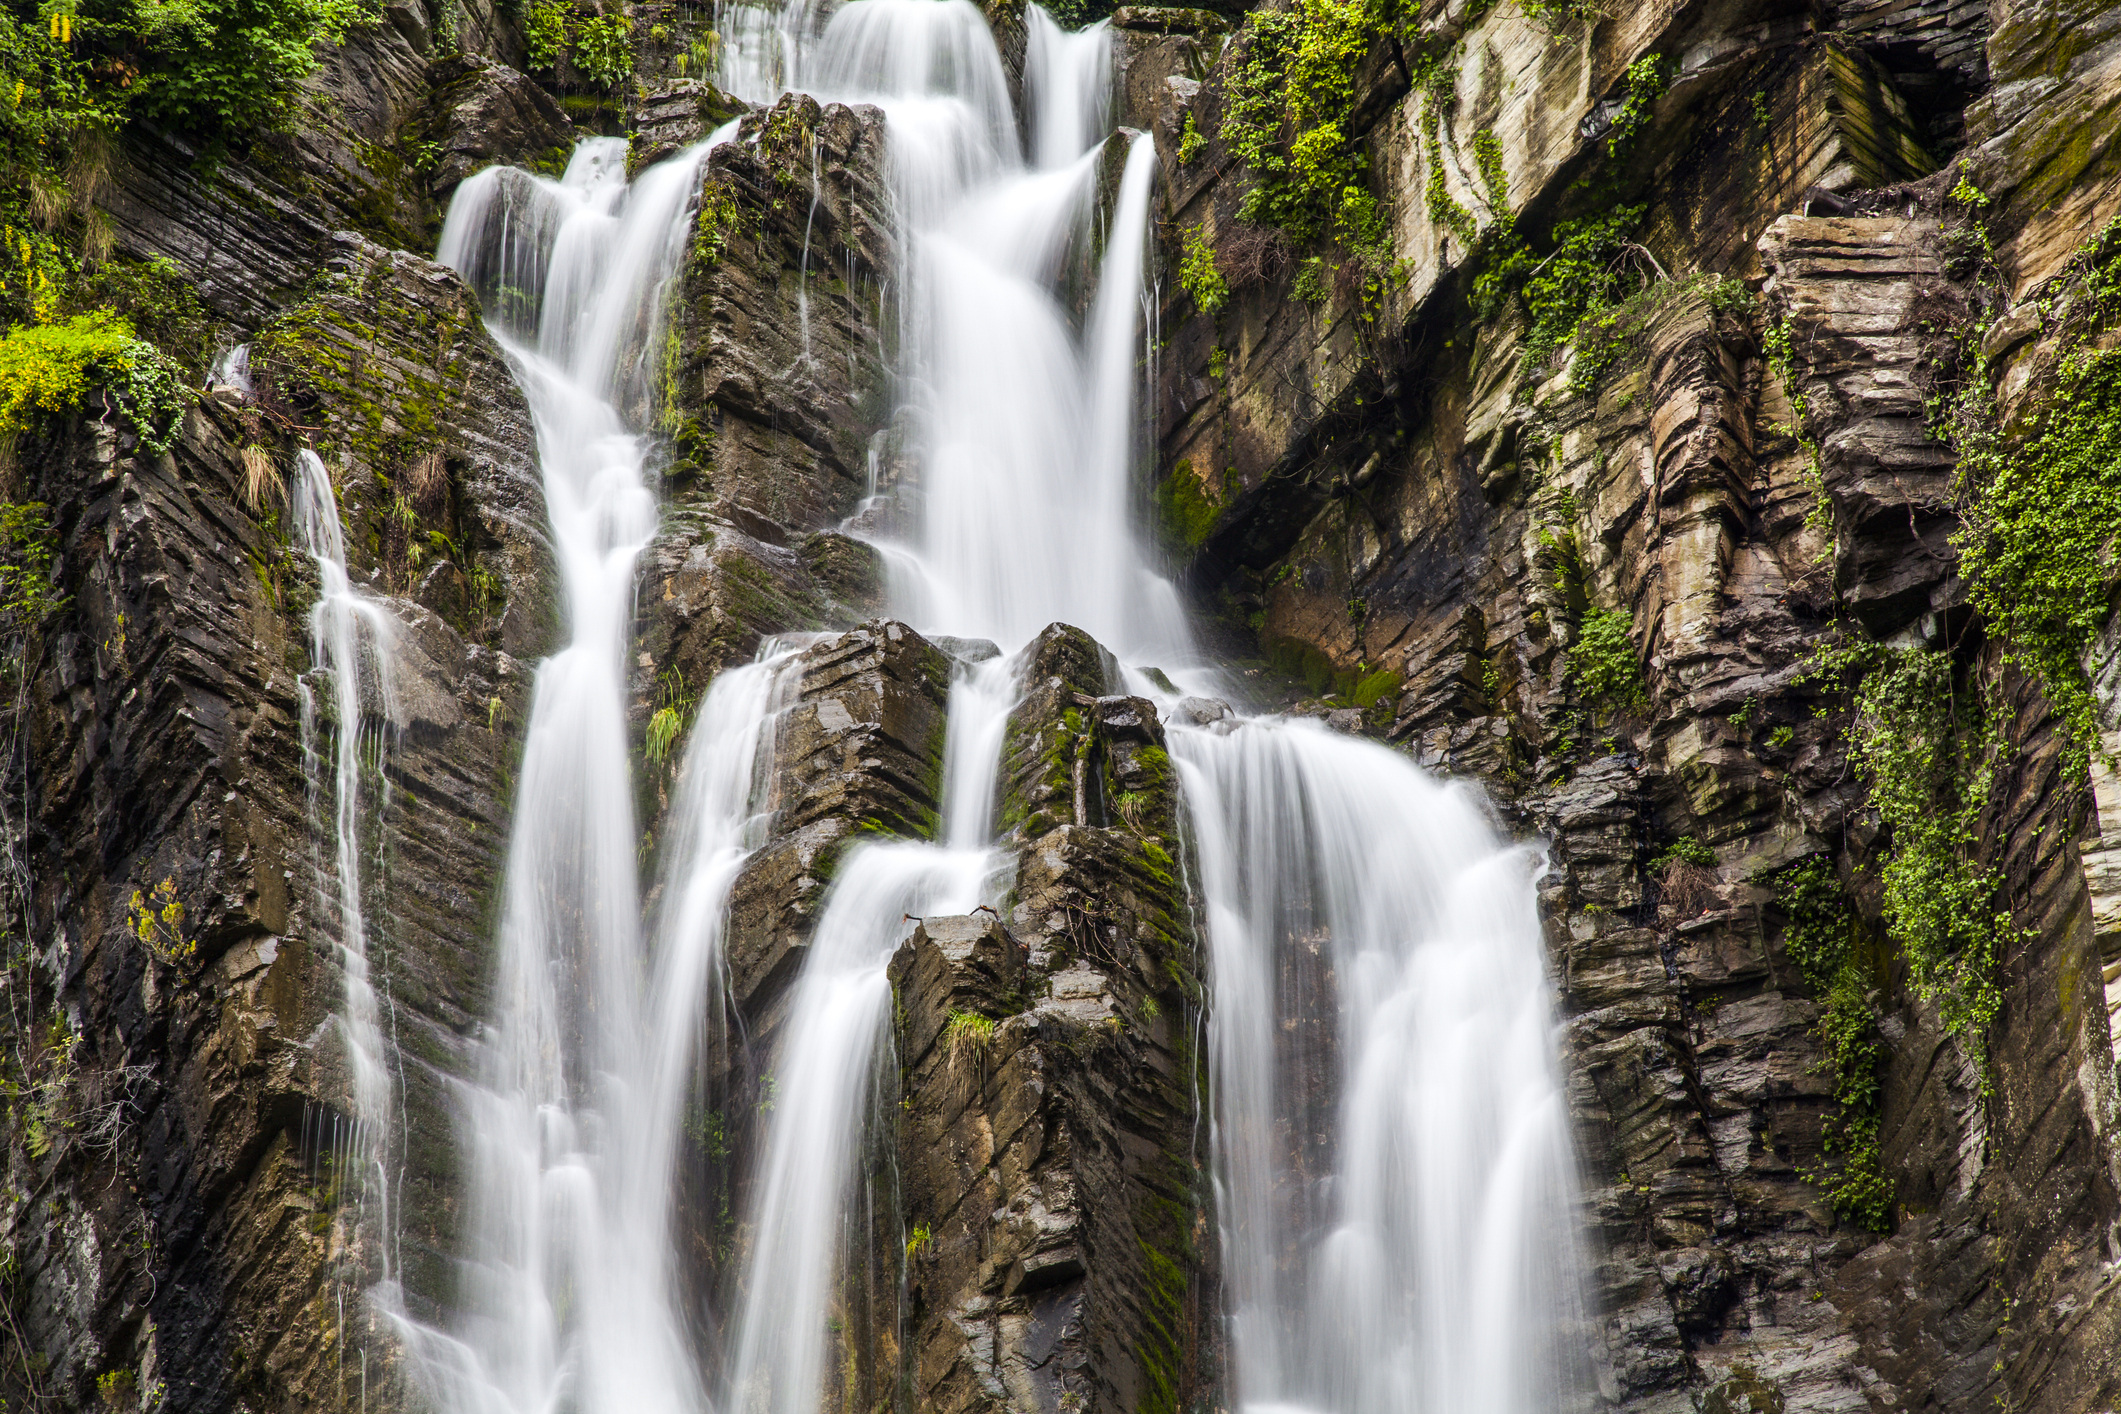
1172;722;1595;1413
405;0;1595;1409
291;446;403;1277
405;137;783;1414
706;3;1593;1409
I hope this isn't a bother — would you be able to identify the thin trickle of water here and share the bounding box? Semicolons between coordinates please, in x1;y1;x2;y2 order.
291;447;402;1278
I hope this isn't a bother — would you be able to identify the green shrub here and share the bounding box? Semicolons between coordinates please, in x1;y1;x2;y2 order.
571;11;632;88
0;310;183;455
1177;223;1227;316
1568;606;1644;711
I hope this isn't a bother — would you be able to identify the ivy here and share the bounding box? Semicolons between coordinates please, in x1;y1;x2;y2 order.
1467;53;1670;392
1948;217;2121;772
1811;640;2011;1083
1178;223;1228;316
1772;857;1891;1231
0;309;184;455
1603;53;1671;158
1218;0;1397;298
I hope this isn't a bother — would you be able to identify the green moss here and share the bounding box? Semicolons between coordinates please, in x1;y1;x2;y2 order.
1350;666;1400;708
1156;459;1227;552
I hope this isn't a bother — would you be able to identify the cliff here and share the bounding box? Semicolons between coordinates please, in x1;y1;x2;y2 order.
0;0;2118;1409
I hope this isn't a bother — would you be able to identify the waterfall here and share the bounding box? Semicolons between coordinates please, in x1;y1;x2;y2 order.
403;0;1595;1407
291;446;403;1278
712;2;1595;1410
1172;722;1595;1413
723;653;1018;1414
408;138;787;1414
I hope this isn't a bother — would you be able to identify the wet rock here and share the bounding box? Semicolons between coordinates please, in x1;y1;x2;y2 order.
425;54;575;201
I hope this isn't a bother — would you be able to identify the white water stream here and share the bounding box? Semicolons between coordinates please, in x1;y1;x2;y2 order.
292;446;403;1283
406;2;1594;1411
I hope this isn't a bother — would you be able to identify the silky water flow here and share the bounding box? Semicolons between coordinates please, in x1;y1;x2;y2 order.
396;2;1594;1411
291;444;405;1302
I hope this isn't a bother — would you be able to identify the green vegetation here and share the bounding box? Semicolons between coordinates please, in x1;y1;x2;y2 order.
1218;0;1395;309
1567;606;1644;711
943;1008;996;1074
1649;836;1715;870
1840;645;2008;1078
126;875;192;964
1468;54;1673;390
1177;223;1228;316
1771;857;1890;1230
0;310;183;456
1;0;377;154
1763;313;1833;538
571;10;632;88
1155;459;1227;552
0;501;64;643
1176;112;1205;166
522;0;568;69
1948;216;2121;772
692;175;741;268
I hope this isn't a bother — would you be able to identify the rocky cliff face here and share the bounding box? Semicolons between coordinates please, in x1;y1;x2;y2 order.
4;0;2121;1410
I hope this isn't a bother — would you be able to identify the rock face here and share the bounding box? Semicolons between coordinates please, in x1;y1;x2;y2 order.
1141;0;2121;1406
8;0;2121;1411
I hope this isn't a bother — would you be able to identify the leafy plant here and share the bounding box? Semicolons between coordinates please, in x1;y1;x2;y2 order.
571;11;632;88
1178;223;1228;316
127;877;191;964
522;0;568;68
1568;606;1644;711
0;310;184;455
1650;836;1716;870
1176;112;1205;166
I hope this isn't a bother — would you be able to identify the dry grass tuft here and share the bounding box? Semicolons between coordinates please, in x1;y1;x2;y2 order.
405;450;447;508
239;446;280;513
